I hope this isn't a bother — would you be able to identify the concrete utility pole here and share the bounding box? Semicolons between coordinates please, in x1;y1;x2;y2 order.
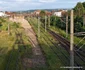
45;16;47;32
54;16;56;30
38;17;40;37
66;14;68;38
48;15;50;27
70;10;74;70
8;23;10;35
83;15;85;26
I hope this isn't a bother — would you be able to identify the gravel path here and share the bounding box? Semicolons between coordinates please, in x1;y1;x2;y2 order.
9;17;46;68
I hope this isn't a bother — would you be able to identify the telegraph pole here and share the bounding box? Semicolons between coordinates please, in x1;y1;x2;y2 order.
70;10;74;70
83;15;85;26
66;14;68;38
8;23;10;35
48;15;50;27
54;16;56;30
38;17;40;37
45;16;47;32
60;10;82;70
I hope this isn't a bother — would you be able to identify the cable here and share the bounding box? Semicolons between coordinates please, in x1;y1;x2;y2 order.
75;43;85;51
75;36;85;51
76;36;85;46
60;18;66;23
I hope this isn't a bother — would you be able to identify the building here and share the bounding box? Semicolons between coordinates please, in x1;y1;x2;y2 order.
0;11;6;17
34;10;41;16
0;11;12;17
5;11;13;17
53;10;67;17
53;11;62;17
45;11;52;16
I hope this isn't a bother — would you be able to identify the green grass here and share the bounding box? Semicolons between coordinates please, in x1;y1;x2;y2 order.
48;23;85;67
27;17;85;69
0;30;15;70
0;18;32;70
50;26;85;49
26;17;70;70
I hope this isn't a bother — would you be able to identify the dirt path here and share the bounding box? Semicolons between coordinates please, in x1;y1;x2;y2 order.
9;18;46;68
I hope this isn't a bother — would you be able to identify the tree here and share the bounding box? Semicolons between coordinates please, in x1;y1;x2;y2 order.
39;10;46;23
82;2;85;14
50;16;56;26
50;16;65;30
39;10;46;17
74;16;83;26
82;2;85;9
74;2;84;17
0;21;2;27
74;16;83;32
74;22;82;32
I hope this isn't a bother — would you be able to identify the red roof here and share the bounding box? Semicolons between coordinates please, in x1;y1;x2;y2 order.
46;11;52;16
5;12;15;16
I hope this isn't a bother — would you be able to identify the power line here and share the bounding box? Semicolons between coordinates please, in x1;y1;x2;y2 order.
76;43;85;51
76;36;85;47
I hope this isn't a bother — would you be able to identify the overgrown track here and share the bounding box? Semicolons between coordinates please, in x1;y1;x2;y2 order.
28;18;69;66
28;17;83;70
5;29;26;70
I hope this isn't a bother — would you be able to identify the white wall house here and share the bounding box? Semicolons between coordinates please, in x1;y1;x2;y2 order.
0;12;5;16
35;12;40;15
0;12;9;17
53;12;62;17
34;10;41;15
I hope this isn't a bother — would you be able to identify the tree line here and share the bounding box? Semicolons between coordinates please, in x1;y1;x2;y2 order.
39;2;85;33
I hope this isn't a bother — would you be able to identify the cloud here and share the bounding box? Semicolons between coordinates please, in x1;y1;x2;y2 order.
0;6;10;11
56;0;85;3
0;1;7;4
0;0;85;11
39;0;56;3
0;0;42;11
0;1;3;4
16;0;31;2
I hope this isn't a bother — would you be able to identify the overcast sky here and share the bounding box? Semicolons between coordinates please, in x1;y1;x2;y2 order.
0;0;85;11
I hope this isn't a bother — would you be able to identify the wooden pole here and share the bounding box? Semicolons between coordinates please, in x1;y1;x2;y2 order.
83;15;85;26
38;17;40;37
54;16;56;30
48;15;50;27
70;10;74;70
8;23;10;35
45;16;47;32
66;14;68;38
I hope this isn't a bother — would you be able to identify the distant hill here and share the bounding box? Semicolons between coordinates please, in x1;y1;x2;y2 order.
15;8;71;14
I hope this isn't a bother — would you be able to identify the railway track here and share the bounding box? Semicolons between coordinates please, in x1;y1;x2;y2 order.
37;18;84;69
5;31;19;70
47;29;85;68
41;28;83;70
41;28;69;65
5;29;26;70
28;17;84;70
29;18;69;66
